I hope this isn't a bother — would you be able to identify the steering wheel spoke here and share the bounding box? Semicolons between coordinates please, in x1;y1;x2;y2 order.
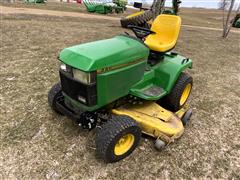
127;25;155;39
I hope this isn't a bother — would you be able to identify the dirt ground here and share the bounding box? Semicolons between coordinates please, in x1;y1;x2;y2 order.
2;5;240;34
0;2;240;179
1;1;238;28
0;5;119;21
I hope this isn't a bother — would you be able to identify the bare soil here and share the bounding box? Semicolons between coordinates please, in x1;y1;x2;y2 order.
0;2;240;179
2;5;240;34
0;5;119;20
2;1;240;28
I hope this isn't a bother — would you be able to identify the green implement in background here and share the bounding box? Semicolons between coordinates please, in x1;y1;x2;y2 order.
25;0;45;3
83;0;127;14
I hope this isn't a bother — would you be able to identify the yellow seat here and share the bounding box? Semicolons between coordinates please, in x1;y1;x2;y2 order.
144;14;181;52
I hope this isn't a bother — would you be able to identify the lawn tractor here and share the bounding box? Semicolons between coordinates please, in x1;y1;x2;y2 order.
48;14;193;163
232;13;240;28
120;0;182;28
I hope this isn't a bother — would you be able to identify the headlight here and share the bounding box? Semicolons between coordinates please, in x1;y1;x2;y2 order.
60;63;72;73
60;63;67;71
72;69;92;84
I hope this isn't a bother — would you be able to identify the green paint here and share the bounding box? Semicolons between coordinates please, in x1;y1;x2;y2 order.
232;14;240;28
59;35;149;72
130;54;192;100
234;18;240;28
83;0;112;14
83;0;127;14
59;36;192;112
97;61;146;107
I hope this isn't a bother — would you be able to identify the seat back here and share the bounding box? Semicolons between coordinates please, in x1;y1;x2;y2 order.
145;14;181;52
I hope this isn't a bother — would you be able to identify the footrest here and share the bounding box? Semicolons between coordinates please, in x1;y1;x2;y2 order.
142;85;164;97
130;84;167;100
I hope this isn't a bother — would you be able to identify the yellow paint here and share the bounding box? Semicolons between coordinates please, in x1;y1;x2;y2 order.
126;11;144;19
145;14;181;52
175;104;189;119
112;102;186;143
180;83;192;106
114;134;135;156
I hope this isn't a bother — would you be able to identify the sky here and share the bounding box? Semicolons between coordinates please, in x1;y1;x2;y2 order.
128;0;240;9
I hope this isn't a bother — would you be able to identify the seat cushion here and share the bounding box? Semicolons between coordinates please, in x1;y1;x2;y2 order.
144;14;181;52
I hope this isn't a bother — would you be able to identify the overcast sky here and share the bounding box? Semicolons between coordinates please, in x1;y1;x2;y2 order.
129;0;240;9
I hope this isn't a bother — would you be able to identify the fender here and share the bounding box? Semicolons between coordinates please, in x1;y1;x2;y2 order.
129;54;192;100
154;54;192;93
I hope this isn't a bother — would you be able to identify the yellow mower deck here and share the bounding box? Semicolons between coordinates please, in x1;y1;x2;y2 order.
112;102;189;143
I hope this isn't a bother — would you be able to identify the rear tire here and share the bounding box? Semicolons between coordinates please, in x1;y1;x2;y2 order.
120;10;153;28
162;72;193;112
48;82;64;115
96;115;141;163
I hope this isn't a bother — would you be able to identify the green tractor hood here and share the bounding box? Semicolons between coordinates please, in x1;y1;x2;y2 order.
59;35;149;72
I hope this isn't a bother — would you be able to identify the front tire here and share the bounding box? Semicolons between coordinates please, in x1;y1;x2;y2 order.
48;82;64;115
96;115;141;163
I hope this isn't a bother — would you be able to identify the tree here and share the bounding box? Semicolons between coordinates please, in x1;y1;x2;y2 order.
151;0;166;19
221;0;240;38
151;0;181;19
218;0;229;10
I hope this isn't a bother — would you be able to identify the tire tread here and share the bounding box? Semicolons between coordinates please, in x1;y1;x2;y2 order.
162;72;193;111
96;115;141;162
120;11;153;28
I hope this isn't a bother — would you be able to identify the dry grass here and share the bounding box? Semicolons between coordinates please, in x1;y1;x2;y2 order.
0;1;129;18
179;8;223;28
0;3;240;179
1;1;86;13
1;1;235;27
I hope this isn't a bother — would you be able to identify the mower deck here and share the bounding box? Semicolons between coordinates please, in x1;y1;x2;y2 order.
112;102;189;143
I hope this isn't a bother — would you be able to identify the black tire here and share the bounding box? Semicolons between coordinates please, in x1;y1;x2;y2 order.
120;10;153;28
181;108;193;126
162;72;193;112
48;82;64;115
96;115;141;163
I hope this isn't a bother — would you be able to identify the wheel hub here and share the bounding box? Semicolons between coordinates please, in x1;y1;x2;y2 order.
114;134;135;156
180;83;192;106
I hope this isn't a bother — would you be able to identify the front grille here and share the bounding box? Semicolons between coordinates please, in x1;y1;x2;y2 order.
59;71;97;106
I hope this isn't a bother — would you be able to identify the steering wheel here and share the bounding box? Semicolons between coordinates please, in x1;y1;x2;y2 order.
127;25;156;39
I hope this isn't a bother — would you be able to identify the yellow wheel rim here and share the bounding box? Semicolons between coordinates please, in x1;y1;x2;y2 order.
114;134;135;156
126;11;144;19
180;83;192;106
